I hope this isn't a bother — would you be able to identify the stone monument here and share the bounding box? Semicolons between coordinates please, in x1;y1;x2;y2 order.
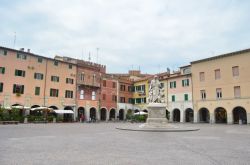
146;75;168;127
116;75;199;132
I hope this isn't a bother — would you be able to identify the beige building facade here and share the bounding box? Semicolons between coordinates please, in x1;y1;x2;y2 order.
0;47;77;117
191;49;250;124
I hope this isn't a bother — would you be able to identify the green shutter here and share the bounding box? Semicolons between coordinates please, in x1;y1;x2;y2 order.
56;90;59;97
23;71;25;77
50;89;52;96
172;95;175;102
13;84;16;93
184;94;188;101
187;79;189;86
174;81;176;88
182;80;184;87
2;67;5;74
21;85;24;94
4;50;7;55
15;70;18;76
0;83;3;92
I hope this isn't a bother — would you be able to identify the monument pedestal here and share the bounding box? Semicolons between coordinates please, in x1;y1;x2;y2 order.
116;102;199;132
146;103;168;127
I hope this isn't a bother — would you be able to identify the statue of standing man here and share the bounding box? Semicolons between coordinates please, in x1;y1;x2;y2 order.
148;75;165;103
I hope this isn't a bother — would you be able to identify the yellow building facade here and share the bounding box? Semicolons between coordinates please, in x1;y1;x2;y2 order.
191;49;250;124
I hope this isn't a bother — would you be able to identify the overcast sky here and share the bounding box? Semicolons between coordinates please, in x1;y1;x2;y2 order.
1;0;250;74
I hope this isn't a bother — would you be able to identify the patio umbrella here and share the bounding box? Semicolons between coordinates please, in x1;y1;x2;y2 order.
53;110;74;114
134;111;148;115
30;107;53;111
11;105;24;109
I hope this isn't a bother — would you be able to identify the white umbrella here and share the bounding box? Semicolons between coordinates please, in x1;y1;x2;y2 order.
30;107;53;111
11;105;24;109
53;110;74;114
134;111;148;115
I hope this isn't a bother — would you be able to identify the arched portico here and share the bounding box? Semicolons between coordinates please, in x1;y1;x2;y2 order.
215;107;227;123
100;108;107;121
173;109;180;122
185;108;194;122
90;107;97;121
198;108;210;123
78;107;85;121
109;108;116;121
119;109;124;120
233;106;247;124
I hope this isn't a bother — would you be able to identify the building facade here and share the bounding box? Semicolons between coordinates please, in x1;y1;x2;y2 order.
0;47;77;119
191;49;250;124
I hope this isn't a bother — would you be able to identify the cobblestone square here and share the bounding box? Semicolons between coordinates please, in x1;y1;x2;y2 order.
0;123;250;165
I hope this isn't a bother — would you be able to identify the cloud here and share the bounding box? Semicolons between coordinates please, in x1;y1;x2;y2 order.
0;0;250;73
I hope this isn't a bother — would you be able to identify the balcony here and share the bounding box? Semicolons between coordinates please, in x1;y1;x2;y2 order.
77;81;100;88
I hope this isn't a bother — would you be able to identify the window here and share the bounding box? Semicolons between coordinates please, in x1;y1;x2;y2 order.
102;94;106;100
66;78;74;84
13;84;24;94
234;86;241;98
120;97;125;103
112;95;117;102
142;97;146;103
93;74;96;83
0;67;5;74
35;87;40;96
0;49;7;56
128;98;134;104
172;95;175;102
65;90;73;98
215;69;221;80
135;86;141;92
216;88;222;99
51;76;59;82
50;88;59;97
34;73;44;80
184;94;188;101
38;57;43;63
69;64;72;69
103;80;106;87
135;98;141;104
182;79;189;87
15;69;25;77
80;72;84;81
201;90;206;100
128;86;134;92
17;53;27;60
232;66;239;77
170;81;176;88
112;82;116;88
92;91;96;100
80;90;84;99
54;61;58;66
0;82;3;92
120;85;126;91
200;72;205;82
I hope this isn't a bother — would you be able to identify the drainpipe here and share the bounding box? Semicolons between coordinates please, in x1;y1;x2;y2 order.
190;74;197;123
43;59;48;107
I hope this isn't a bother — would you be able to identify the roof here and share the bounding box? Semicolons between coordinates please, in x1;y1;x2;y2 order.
0;46;77;66
191;48;250;64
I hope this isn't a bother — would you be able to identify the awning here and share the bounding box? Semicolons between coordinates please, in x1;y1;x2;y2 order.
53;110;74;114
